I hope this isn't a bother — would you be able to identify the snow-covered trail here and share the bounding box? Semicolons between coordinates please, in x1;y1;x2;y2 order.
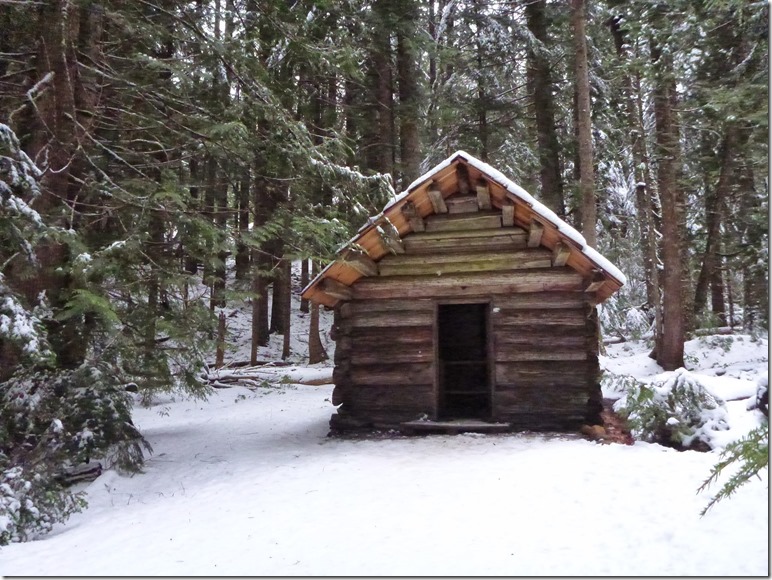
1;385;767;576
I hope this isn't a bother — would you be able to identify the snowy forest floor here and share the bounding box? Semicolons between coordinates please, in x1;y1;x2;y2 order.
0;285;768;575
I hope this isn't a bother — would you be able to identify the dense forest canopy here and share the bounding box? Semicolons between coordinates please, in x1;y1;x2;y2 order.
0;0;768;542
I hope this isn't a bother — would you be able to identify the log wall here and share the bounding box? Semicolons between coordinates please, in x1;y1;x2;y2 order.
330;200;601;432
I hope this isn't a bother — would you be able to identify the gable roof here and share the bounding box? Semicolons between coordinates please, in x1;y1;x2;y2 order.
301;151;626;307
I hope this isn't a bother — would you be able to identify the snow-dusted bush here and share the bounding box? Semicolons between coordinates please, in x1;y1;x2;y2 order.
0;457;86;545
613;368;729;450
0;363;152;545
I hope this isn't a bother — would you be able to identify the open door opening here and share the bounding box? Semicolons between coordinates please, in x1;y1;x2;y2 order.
437;303;491;420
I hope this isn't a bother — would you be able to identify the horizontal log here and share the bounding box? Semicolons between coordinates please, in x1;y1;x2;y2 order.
346;384;436;413
492;308;588;327
491;292;589;310
495;361;597;386
342;325;434;344
425;212;503;232
405;227;527;242
350;348;434;365
339;298;435;318
378;249;553;277
352;269;584;300
492;331;588;349
349;363;435;386
403;234;526;254
340;310;434;328
446;195;479;214
494;387;590;412
495;350;587;362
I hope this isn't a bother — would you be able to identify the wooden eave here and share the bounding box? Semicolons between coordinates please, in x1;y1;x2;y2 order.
301;154;624;308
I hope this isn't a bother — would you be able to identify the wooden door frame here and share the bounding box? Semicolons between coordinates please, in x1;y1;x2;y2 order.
433;298;494;420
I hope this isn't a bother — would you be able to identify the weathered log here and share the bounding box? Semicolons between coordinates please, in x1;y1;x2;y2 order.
350;348;433;365
352;269;584;300
345;384;436;414
492;292;588;310
378;249;552;277
495;350;587;362
339;309;434;328
492;308;588;327
475;179;492;210
584;270;605;293
425;212;503;233
495;361;593;386
339;298;435;318
349;363;435;386
343;325;434;344
492;331;588;349
403;230;526;254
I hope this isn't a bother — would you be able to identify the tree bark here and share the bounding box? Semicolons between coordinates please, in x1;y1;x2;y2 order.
525;0;565;218
651;36;686;371
572;0;596;248
396;0;422;187
308;261;328;364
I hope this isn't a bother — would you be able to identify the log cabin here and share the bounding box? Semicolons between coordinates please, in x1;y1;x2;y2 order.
301;151;626;433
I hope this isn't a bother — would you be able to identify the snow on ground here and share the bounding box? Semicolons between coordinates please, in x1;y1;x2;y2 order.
1;332;769;575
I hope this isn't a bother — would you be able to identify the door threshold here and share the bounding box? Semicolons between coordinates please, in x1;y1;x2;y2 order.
400;419;510;435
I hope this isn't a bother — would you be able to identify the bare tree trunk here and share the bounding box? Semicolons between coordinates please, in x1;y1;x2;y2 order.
651;36;686;371
308;261;328;364
281;258;291;359
396;0;422;186
572;0;596;248
525;0;565;218
300;258;310;313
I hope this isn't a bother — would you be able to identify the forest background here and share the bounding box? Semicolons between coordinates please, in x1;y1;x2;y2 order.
0;0;768;544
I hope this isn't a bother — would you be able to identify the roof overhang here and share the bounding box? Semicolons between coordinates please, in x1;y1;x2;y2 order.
302;151;626;308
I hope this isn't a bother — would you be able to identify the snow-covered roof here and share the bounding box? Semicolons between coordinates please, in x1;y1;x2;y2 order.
302;151;625;307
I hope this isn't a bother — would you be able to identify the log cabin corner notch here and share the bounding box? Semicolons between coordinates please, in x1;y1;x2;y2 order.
302;151;626;433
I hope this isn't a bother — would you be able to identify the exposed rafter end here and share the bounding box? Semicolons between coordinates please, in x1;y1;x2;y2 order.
501;203;514;227
376;223;405;255
527;220;544;248
341;249;378;277
428;181;448;213
475;178;491;210
584;270;605;293
321;278;353;301
552;242;571;267
401;201;425;232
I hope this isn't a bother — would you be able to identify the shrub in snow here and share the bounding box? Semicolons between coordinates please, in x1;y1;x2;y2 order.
0;456;86;545
0;362;152;544
613;368;729;451
698;422;768;515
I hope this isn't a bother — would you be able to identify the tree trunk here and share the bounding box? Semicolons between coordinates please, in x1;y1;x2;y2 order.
308;261;328;364
651;36;686;371
525;0;565;218
572;0;596;248
396;0;422;187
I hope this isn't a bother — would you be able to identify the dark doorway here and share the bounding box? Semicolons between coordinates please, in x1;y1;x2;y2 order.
437;303;491;419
